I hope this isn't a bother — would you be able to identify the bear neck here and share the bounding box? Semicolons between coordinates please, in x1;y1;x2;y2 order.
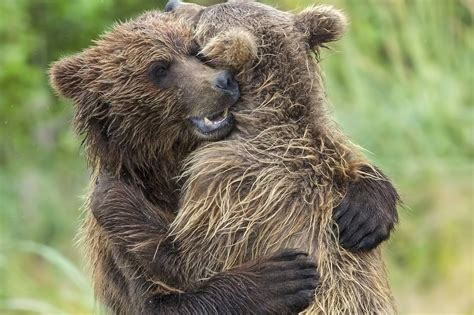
120;160;181;210
89;137;197;211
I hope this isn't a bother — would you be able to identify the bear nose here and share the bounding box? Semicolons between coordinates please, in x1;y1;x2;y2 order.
214;71;240;99
165;0;181;12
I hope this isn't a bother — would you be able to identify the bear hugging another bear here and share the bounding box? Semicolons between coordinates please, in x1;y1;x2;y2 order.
49;0;399;314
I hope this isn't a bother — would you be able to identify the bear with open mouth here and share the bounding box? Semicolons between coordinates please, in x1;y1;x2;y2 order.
169;0;400;314
50;8;320;314
50;1;399;314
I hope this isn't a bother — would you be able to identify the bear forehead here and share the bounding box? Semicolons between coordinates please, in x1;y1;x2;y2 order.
95;11;195;58
196;2;292;37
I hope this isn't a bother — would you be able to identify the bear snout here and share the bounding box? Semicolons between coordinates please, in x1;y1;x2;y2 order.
213;70;240;102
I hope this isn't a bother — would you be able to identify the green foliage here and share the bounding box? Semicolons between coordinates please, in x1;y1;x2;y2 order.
0;0;472;314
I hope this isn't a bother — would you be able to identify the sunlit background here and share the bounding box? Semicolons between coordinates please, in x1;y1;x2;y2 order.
0;0;472;314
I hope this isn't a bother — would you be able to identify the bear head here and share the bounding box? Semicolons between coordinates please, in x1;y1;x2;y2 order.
169;0;347;135
50;11;240;174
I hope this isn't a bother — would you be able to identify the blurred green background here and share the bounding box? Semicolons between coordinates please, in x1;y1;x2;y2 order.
0;0;472;314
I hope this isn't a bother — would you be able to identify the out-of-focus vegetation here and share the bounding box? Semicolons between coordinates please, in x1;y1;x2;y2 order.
0;0;472;314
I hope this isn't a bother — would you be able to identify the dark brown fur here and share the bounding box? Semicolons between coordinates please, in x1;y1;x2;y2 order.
50;2;399;314
50;10;319;315
165;1;400;314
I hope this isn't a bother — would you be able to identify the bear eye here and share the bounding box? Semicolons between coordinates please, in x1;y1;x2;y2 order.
148;61;171;84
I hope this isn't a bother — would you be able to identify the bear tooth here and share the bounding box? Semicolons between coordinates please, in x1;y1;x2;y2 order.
204;117;212;124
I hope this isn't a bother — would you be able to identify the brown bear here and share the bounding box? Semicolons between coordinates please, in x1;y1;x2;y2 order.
49;2;398;315
164;0;400;314
50;10;320;314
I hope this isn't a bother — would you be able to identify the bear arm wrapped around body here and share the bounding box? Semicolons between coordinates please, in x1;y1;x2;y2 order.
168;1;400;313
191;8;399;252
89;2;399;312
90;174;318;314
333;165;399;250
49;9;319;314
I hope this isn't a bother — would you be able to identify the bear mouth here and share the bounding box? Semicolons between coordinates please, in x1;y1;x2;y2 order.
190;108;235;140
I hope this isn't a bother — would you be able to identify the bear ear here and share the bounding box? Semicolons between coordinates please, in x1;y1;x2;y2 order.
294;5;347;50
200;29;257;71
49;53;89;101
165;0;204;22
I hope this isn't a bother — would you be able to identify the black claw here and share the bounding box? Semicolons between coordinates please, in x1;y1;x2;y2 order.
332;165;399;252
356;236;376;251
339;222;365;247
346;230;370;249
302;290;315;299
273;249;308;261
333;202;349;221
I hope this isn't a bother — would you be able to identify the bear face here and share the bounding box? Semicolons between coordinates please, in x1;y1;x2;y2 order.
50;11;240;173
167;2;398;314
63;2;398;313
49;7;319;314
170;1;346;135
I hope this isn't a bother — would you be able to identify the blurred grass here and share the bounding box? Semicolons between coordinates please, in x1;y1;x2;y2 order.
0;0;472;314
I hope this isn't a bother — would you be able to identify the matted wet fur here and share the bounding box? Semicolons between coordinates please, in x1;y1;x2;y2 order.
168;1;399;314
49;2;399;314
50;9;321;315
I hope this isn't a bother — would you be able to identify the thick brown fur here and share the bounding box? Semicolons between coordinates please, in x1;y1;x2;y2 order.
51;9;320;315
49;2;399;314
168;1;399;314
